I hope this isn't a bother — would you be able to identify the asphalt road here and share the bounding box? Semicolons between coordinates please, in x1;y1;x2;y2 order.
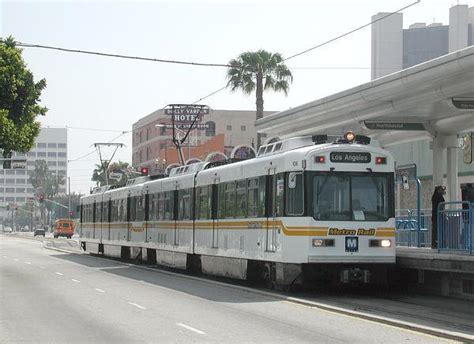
0;235;451;343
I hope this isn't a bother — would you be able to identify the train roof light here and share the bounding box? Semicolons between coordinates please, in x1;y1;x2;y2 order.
344;131;355;142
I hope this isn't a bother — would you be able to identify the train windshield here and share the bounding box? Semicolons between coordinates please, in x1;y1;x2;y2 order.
311;172;394;221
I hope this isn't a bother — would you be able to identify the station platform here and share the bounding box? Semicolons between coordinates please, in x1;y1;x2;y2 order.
395;247;474;300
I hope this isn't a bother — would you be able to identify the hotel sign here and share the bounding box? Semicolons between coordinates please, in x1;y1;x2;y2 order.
165;104;210;123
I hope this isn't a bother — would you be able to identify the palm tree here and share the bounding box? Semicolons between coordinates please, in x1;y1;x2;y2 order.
227;50;293;147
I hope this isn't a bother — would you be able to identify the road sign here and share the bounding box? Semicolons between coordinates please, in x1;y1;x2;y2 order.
11;159;27;169
364;121;425;131
109;172;123;181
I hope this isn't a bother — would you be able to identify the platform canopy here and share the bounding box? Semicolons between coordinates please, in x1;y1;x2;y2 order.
256;46;474;147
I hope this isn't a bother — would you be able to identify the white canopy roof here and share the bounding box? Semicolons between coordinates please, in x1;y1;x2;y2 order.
256;46;474;147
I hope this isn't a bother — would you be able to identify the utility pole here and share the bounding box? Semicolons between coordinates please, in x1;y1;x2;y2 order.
68;177;71;218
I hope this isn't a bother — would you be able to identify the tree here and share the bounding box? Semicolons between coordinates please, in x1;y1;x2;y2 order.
92;160;131;187
227;50;293;147
29;160;65;198
0;36;47;159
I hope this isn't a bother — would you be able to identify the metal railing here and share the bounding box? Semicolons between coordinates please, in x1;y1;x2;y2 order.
438;202;473;255
396;209;432;247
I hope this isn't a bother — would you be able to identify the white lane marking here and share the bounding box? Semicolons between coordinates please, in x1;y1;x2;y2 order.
25;262;32;265
127;302;146;310
55;272;63;276
176;323;206;335
94;288;105;293
13;258;19;261
71;279;80;283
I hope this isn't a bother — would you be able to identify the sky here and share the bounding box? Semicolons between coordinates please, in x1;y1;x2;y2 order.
1;0;472;194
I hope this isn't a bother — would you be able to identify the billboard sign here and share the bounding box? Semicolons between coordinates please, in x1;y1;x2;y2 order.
165;104;210;124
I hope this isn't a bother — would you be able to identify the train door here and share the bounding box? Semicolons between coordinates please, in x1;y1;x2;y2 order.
266;169;283;252
212;178;220;248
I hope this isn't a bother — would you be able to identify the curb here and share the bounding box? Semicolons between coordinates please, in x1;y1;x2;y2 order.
43;245;473;342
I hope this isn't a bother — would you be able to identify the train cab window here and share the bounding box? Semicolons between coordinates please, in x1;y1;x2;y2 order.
286;172;304;216
236;180;247;218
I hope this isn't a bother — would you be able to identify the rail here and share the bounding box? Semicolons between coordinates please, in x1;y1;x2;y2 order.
396;209;431;248
438;202;473;255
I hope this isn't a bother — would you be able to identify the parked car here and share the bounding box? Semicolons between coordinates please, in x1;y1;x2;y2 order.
53;219;75;239
3;227;13;233
34;228;45;237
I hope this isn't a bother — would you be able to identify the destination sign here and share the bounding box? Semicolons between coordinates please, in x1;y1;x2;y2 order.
452;98;474;110
330;152;371;163
364;121;425;131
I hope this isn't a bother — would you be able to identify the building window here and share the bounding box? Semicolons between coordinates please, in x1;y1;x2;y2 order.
58;143;67;148
58;152;67;157
16;197;25;202
27;152;36;157
6;188;15;193
27;188;34;193
48;161;57;167
226;125;232;131
16;188;26;193
159;143;166;150
159;126;167;135
241;125;246;131
48;143;57;148
204;121;216;136
6;179;15;184
6;197;14;202
37;152;46;157
16;179;26;184
37;143;46;148
16;170;26;175
48;152;57;157
6;170;15;175
58;161;67;166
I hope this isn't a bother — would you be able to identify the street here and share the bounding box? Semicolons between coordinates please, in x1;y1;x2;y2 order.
0;235;450;343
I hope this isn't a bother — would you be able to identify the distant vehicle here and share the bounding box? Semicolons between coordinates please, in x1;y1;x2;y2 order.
34;228;45;237
53;219;75;239
3;227;13;233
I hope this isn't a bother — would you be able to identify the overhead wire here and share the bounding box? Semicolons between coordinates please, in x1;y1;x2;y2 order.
68;131;130;163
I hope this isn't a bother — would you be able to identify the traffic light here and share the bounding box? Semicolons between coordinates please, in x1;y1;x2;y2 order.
38;194;44;203
140;167;149;176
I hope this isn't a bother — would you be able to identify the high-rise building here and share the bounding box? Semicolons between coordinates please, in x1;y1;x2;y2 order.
0;127;68;209
372;4;474;80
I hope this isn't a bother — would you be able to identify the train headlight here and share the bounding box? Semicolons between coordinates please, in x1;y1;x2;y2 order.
312;238;335;247
381;239;391;248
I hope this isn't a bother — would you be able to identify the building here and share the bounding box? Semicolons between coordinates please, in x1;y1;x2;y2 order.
0;127;68;212
371;4;474;209
132;108;274;172
371;4;474;80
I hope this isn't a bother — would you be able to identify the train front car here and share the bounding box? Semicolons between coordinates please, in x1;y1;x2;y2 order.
282;133;395;286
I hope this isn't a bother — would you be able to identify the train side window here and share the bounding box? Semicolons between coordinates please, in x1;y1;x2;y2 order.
286;172;304;216
178;189;191;220
149;194;157;221
248;178;259;217
274;174;285;217
198;186;211;219
236;180;247;218
102;201;109;222
129;197;137;222
218;184;225;219
136;195;145;221
164;191;174;220
224;182;236;218
118;199;126;222
258;176;266;217
158;193;165;220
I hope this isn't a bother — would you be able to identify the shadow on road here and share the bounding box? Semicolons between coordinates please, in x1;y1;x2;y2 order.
51;252;273;304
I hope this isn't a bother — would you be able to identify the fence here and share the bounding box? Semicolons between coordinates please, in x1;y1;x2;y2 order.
438;202;473;255
396;209;432;247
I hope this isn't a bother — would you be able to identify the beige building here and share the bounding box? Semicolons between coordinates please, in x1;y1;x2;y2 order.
132;108;275;170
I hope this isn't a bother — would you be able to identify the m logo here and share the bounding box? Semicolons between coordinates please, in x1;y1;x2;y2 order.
345;236;359;252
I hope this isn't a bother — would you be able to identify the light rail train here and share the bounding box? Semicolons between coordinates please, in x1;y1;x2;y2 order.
79;133;395;287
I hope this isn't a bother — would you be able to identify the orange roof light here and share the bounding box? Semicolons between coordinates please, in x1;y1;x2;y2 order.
344;131;355;142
